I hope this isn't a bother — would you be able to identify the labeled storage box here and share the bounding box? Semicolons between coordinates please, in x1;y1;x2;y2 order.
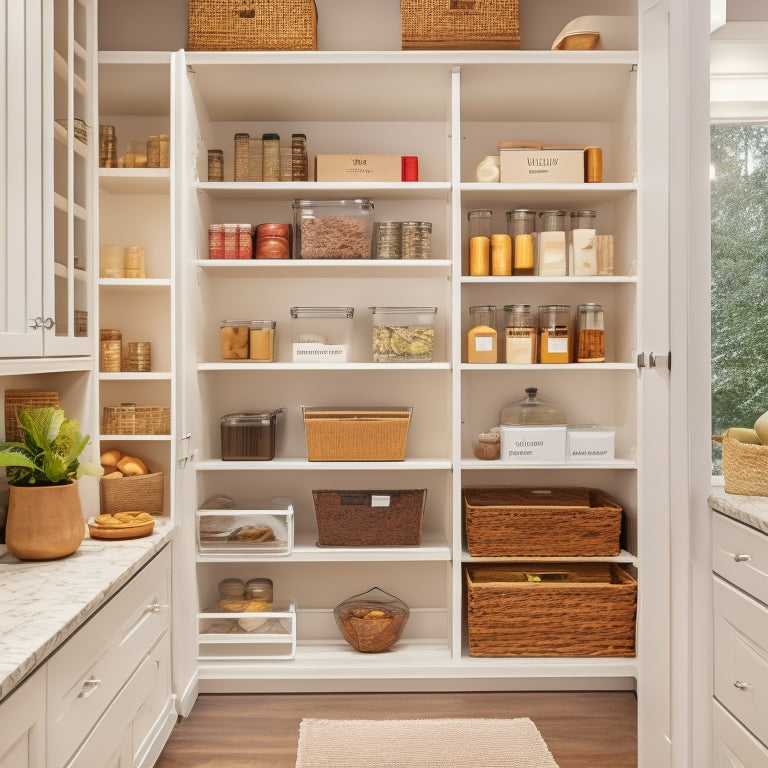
400;0;520;50
197;500;294;555
303;406;412;461
463;487;622;557
292;199;374;259
188;0;317;51
290;307;354;363
313;489;426;546
500;424;567;464
499;148;585;183
566;426;615;462
315;154;403;182
465;562;637;657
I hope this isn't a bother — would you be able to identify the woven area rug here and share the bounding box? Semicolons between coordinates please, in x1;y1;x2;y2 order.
295;717;560;768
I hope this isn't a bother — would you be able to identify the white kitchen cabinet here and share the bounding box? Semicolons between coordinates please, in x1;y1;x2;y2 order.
0;668;45;768
0;0;96;359
712;510;768;761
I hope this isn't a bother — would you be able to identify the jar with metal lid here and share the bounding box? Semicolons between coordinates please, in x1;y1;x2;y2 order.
539;305;571;363
373;222;402;259
291;133;308;182
576;302;606;362
262;133;280;182
500;386;567;426
220;320;250;360
571;209;597;230
467;305;498;363
503;304;536;364
536;210;567;277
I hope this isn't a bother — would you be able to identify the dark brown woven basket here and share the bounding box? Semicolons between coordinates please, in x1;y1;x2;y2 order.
465;562;637;657
400;0;520;50
313;489;426;546
188;0;318;51
464;486;623;557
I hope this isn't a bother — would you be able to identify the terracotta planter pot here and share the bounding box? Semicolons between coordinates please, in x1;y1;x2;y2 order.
5;481;85;560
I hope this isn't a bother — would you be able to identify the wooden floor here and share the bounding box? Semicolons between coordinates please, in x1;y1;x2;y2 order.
154;691;637;768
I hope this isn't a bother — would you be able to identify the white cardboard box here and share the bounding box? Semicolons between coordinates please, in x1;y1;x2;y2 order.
500;424;567;463
499;148;585;183
566;425;615;462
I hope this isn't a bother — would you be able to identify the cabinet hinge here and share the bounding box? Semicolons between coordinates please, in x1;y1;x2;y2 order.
636;352;646;369
649;351;671;371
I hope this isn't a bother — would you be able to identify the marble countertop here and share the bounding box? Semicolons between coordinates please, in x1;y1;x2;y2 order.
709;485;768;534
0;519;174;702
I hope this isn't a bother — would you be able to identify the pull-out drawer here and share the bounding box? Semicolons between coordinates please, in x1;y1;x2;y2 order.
47;546;171;768
713;699;768;767
713;576;768;747
713;511;768;605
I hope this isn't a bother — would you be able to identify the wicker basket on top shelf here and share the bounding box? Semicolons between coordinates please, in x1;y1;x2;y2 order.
400;0;520;50
187;0;317;51
101;403;170;436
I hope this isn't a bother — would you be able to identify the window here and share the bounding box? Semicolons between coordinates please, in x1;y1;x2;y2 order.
710;123;768;473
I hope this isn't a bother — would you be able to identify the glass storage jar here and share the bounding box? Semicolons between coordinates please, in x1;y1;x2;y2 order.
576;302;606;362
467;305;498;363
249;320;276;362
467;209;492;275
292;199;374;259
506;209;536;275
503;304;536;364
371;306;437;362
220;320;250;360
538;305;571;364
262;133;280;181
500;387;567;426
290;306;354;362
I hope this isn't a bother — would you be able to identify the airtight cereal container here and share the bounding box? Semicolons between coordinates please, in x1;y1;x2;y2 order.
371;306;437;362
290;307;354;363
292;199;374;259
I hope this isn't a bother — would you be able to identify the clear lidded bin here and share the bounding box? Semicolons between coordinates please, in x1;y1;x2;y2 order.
371;306;437;362
290;306;354;362
292;199;374;259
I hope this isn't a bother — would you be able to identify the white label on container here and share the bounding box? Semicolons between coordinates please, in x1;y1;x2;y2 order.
292;343;348;362
546;337;569;354
474;336;493;352
505;336;533;364
371;495;391;507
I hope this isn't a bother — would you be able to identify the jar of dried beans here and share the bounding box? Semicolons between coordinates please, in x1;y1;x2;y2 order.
576;303;605;362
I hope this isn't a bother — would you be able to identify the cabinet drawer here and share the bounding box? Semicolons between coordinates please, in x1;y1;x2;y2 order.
713;511;768;604
713;699;768;767
713;576;768;747
47;547;170;768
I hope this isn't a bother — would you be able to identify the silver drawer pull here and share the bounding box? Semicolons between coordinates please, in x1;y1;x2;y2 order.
77;677;102;699
733;553;753;563
145;601;168;613
733;680;751;692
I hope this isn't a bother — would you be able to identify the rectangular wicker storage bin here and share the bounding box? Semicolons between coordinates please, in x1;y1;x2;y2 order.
465;563;637;657
5;390;60;442
302;407;412;461
312;489;426;546
721;436;768;496
464;487;622;557
100;472;164;514
400;0;520;50
188;0;317;51
101;404;170;435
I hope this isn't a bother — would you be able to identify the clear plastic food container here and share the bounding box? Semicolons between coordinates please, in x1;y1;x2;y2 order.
290;307;354;363
371;306;437;362
292;198;374;259
220;409;284;460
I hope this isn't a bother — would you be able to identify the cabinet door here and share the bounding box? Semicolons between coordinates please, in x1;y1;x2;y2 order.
0;668;45;768
0;0;45;357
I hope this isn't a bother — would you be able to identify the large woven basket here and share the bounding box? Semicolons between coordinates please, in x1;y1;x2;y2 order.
100;472;164;514
101;403;170;436
5;390;61;442
188;0;318;51
721;436;768;496
400;0;520;50
303;407;412;461
465;562;637;657
464;486;622;557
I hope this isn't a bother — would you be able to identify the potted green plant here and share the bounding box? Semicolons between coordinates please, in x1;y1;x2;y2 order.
0;407;103;560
